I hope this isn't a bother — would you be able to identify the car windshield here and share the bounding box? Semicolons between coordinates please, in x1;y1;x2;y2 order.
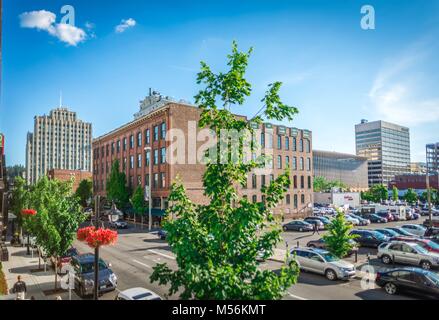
320;217;331;223
133;292;153;300
425;272;439;285
80;260;108;274
321;253;339;262
396;228;413;236
371;231;386;240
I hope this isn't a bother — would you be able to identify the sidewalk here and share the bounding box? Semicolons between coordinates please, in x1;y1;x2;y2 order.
0;245;80;300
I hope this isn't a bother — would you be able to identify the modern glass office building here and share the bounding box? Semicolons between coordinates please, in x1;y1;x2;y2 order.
313;150;369;191
426;143;439;173
355;120;410;187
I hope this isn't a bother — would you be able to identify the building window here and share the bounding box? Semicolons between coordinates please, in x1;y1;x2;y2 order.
130;135;134;149
277;155;282;169
145;129;150;145
117;140;120;153
277;136;282;150
252;174;257;189
285;136;289;150
123;138;127;151
294;195;298;208
300;157;304;171
286;194;291;205
137;154;142;168
160;172;166;188
111;142;115;155
161;122;166;139
137;132;142;147
106;144;109;156
153;149;159;165
130;156;134;169
129;176;134;188
154;126;159;141
252;195;257;203
285;156;290;168
160;147;166;164
293;157;297;170
308;176;312;189
307;157;311;171
293;175;297;189
267;133;273;149
301;194;305;204
270;174;274;183
261;132;265;148
305;139;310;153
145;150;150;166
153;173;159;188
299;139;303;152
123;157;127;170
137;175;141;186
300;175;305;189
292;137;297;151
145;174;150;186
261;175;266;186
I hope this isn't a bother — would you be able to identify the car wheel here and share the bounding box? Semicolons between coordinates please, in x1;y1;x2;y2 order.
384;282;397;295
283;226;288;232
325;269;337;281
381;255;392;265
420;260;432;270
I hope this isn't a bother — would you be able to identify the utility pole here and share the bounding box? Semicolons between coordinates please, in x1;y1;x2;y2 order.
94;195;100;300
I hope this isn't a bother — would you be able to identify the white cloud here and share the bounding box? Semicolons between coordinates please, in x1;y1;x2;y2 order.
115;18;136;33
19;10;87;46
369;45;439;126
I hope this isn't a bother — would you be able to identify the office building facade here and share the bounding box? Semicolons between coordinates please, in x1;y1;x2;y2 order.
93;91;314;218
26;108;92;184
426;143;439;173
313;150;368;191
355;120;410;187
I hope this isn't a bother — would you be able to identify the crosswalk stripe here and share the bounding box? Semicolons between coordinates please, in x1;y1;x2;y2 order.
147;249;176;260
132;259;152;269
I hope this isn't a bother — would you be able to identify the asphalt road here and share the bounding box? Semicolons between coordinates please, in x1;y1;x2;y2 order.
72;217;432;300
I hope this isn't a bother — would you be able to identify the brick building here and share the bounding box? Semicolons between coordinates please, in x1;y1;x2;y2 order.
47;169;92;192
92;92;313;218
389;174;439;190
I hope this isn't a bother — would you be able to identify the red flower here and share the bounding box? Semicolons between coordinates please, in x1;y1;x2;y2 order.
77;227;117;248
21;209;37;216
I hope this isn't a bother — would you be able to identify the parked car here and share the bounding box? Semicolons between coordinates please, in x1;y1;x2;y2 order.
303;217;326;230
374;228;400;238
158;229;168;240
376;267;439;298
348;214;370;226
71;253;118;297
363;214;387;223
290;248;356;281
306;238;358;256
400;224;427;237
350;229;388;248
376;211;394;222
344;215;360;226
424;227;439;237
115;288;162;300
377;241;439;270
109;220;128;229
385;227;417;237
391;237;439;254
282;220;314;232
411;212;420;220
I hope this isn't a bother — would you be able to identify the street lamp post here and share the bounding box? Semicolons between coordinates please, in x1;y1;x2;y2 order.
94;195;100;300
144;146;152;231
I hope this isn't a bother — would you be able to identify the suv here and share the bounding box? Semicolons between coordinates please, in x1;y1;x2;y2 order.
350;229;388;248
71;254;118;297
289;248;356;281
377;241;439;270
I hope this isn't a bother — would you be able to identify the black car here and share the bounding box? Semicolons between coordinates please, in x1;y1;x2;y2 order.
349;230;388;248
376;267;439;298
282;220;314;232
363;214;387;223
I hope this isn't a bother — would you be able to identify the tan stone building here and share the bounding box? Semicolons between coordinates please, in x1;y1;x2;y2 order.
93;92;313;218
26;107;92;184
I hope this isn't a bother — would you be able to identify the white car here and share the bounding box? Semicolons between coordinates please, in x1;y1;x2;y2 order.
344;215;360;226
400;224;427;237
116;288;162;300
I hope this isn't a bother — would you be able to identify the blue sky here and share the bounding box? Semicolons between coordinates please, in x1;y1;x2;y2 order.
1;0;439;166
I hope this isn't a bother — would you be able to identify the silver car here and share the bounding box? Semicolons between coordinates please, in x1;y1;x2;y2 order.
377;241;439;270
290;248;356;281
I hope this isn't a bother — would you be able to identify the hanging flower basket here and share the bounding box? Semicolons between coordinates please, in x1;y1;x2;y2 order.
77;227;118;248
21;209;37;216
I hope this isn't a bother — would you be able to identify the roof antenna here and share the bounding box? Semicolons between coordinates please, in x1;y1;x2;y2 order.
59;91;63;107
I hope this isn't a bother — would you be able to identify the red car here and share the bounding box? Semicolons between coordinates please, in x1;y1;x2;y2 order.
391;237;439;254
376;211;394;222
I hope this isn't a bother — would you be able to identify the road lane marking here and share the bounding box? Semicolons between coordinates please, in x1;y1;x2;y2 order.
287;292;308;300
147;249;176;260
133;259;152;269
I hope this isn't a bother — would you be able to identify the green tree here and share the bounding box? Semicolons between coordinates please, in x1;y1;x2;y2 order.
392;186;399;202
26;176;85;290
362;184;388;203
150;42;300;299
313;176;347;192
322;209;358;258
9;176;29;234
404;188;418;204
106;160;129;209
130;186;146;227
420;188;438;205
75;179;93;207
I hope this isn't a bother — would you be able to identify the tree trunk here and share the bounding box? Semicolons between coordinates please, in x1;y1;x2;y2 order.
54;256;58;291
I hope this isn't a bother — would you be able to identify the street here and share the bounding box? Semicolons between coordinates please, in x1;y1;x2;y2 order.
71;217;434;300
